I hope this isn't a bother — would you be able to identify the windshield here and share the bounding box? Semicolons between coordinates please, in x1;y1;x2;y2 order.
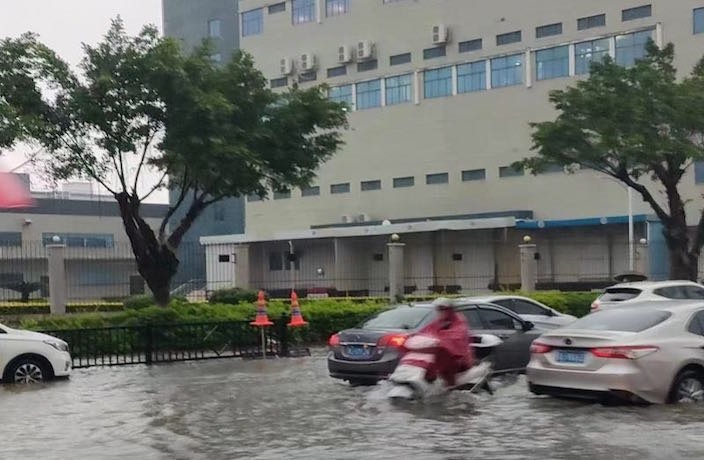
599;287;642;302
567;308;671;332
360;306;433;330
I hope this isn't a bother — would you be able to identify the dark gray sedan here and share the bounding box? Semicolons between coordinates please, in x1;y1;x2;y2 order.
327;301;541;385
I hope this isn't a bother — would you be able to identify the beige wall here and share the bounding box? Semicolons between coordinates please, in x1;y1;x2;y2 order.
239;0;704;238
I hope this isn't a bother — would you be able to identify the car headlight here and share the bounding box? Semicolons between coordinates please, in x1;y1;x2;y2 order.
44;340;69;352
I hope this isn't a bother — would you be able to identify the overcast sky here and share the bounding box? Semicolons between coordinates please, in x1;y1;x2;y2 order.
0;0;166;202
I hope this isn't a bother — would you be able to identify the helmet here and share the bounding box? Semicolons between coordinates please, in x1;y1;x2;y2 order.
432;297;454;311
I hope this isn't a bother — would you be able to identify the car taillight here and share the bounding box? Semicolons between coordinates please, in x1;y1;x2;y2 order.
530;342;553;354
328;334;340;347
591;345;659;360
378;333;408;348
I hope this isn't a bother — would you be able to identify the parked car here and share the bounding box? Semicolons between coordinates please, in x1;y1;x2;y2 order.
0;322;72;384
459;295;577;329
327;301;542;385
527;301;704;404
591;280;704;312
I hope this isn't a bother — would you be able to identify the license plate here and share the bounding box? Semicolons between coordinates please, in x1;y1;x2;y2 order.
556;350;585;364
345;345;372;359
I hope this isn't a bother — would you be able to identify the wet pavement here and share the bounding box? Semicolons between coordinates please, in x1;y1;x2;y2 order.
2;349;704;459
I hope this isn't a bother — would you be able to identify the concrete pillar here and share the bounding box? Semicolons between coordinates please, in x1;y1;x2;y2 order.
519;242;538;292
233;244;251;289
387;238;405;302
46;244;67;315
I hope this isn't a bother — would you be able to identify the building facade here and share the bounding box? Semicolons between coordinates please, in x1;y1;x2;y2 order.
201;0;704;296
162;0;246;296
0;175;169;302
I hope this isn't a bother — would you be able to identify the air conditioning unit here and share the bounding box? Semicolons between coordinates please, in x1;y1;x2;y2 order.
337;45;353;64
341;215;353;224
432;24;449;44
356;40;374;61
299;53;317;72
279;57;293;75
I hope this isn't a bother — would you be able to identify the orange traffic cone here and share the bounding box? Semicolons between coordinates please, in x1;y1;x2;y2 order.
251;290;273;327
288;290;308;327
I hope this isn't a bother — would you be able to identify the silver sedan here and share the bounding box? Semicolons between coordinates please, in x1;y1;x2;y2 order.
527;301;704;404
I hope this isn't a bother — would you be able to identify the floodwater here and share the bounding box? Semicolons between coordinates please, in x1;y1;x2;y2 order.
2;349;704;460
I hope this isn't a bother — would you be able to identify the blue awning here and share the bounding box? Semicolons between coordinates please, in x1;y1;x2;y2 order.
516;214;649;229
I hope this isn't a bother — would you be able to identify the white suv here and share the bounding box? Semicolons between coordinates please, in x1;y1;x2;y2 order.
591;280;704;312
0;322;72;384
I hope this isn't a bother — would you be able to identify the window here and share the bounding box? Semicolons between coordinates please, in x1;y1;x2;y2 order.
496;30;521;46
685;286;704;299
461;309;484;329
569;309;671;332
208;19;221;38
75;268;115;286
578;13;606;30
329;84;353;105
696;8;704;34
269;252;284;271
218;254;230;263
357;59;378;72
0;232;21;247
536;22;562;38
330;183;350;194
598;288;642;302
274;190;291;200
241;9;263;36
462;169;486;181
268;2;286;14
615;29;654;67
393;176;414;188
457;61;486;93
459;38;482;53
360;306;433;330
491;54;523;88
493;299;548;316
687;311;704;336
499;165;524;178
292;0;316;24
270;77;288;88
536;45;569;81
426;173;449;185
42;233;114;248
247;194;263;202
301;186;320;197
356;79;381;110
423;46;446;60
385;74;412;105
695;161;704;184
361;180;381;191
479;308;521;330
424;66;452;98
327;66;347;78
575;38;610;75
622;5;652;22
298;71;317;82
267;252;300;271
326;0;349;17
390;52;412;66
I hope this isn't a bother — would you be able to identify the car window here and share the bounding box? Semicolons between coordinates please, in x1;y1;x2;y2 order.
510;299;548;315
460;309;484;330
359;306;432;330
568;309;671;332
684;287;704;300
687;311;704;336
478;308;521;330
654;286;690;300
599;288;642;302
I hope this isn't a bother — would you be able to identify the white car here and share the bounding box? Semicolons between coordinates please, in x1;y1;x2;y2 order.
459;295;577;329
591;280;704;312
0;322;72;384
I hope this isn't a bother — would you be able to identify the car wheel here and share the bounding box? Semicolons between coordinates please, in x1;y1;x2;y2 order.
8;358;50;384
669;369;704;403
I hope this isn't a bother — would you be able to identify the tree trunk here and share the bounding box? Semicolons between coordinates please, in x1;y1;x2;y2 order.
663;221;699;281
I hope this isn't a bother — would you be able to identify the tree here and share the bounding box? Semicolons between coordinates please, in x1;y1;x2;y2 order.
519;42;704;280
0;280;41;302
0;19;348;305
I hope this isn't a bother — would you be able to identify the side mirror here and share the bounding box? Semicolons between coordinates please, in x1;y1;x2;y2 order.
523;321;535;332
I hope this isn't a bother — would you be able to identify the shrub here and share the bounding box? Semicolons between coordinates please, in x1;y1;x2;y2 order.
123;295;154;310
208;288;259;305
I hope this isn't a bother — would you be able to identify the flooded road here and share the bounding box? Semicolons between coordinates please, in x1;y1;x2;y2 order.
2;349;704;459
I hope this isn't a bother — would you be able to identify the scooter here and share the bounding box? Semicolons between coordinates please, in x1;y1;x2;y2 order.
386;334;503;401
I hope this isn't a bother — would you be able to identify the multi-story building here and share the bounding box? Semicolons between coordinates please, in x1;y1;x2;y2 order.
201;1;704;296
162;0;246;295
0;174;168;302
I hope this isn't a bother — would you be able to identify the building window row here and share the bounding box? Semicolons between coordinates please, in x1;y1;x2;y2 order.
321;27;655;110
247;165;572;202
41;233;115;248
